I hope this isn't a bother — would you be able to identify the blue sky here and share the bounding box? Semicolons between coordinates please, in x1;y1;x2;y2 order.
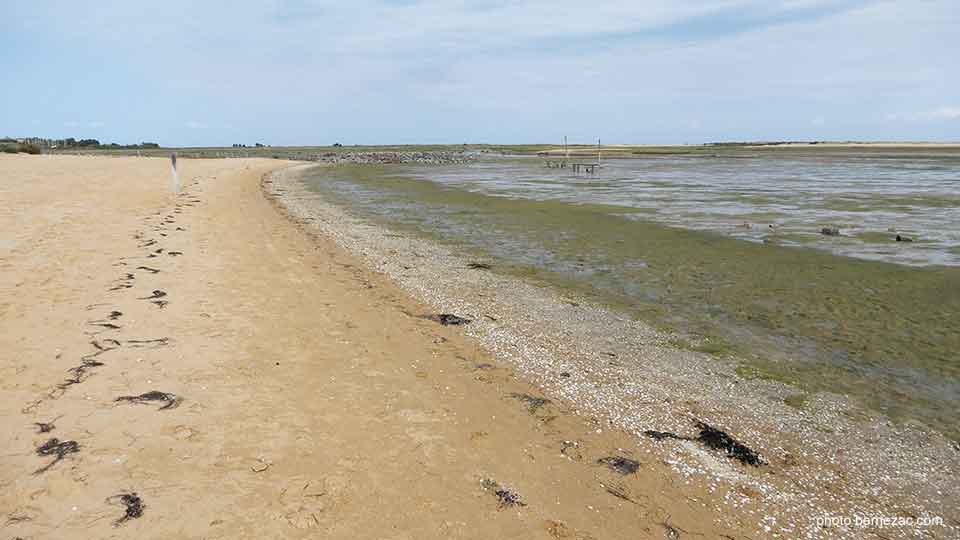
2;0;957;145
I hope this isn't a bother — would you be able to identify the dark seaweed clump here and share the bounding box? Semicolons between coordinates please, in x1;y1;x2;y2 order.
696;422;764;466
109;273;135;291
495;488;526;508
467;262;493;270
510;393;551;414
87;322;121;332
481;479;526;509
55;339;121;391
58;357;106;390
597;456;640;475
138;289;167;300
115;391;181;410
642;422;765;466
34;438;80;474
425;313;472;326
108;492;145;526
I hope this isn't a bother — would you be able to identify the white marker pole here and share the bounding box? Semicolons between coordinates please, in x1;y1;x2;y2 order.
170;152;180;194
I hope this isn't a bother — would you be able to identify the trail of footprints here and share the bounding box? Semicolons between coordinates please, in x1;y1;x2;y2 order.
18;174;768;534
20;184;205;529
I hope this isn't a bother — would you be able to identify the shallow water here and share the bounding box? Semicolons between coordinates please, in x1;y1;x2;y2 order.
400;155;960;266
301;154;960;438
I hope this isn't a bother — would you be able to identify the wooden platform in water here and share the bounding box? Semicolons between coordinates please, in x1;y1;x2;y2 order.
544;160;600;173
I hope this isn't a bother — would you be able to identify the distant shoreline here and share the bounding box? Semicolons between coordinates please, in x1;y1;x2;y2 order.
26;140;960;160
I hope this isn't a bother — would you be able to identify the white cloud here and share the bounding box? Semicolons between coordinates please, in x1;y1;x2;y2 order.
930;107;960;120
7;0;959;143
886;106;960;122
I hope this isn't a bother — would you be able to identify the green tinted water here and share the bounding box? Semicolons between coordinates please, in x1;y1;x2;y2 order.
302;162;960;439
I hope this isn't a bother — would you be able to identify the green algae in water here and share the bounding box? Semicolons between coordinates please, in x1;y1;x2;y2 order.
784;393;811;410
304;163;960;440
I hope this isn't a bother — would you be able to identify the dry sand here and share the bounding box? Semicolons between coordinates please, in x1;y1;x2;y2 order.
1;154;766;539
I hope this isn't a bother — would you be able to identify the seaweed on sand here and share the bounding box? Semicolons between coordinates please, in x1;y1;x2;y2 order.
57;354;107;391
695;422;764;466
597;456;640;475
86;322;121;334
605;484;637;503
494;488;525;509
55;339;121;390
510;393;551;414
109;273;136;291
481;479;526;509
115;391;181;410
34;438;80;474
467;262;493;270
138;289;167;300
91;339;121;351
641;422;765;467
423;313;472;326
124;338;170;348
642;430;687;442
87;311;123;326
107;492;144;526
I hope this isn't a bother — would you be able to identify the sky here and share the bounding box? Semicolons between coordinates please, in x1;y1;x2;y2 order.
1;0;957;146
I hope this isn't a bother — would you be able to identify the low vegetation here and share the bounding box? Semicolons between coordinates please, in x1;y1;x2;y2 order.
1;142;41;154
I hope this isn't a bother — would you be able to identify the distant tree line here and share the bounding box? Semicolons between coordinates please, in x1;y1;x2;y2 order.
1;140;41;154
99;142;161;149
705;141;827;146
1;137;162;151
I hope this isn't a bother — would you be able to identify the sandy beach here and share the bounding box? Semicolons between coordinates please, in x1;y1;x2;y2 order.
6;0;958;536
1;154;775;539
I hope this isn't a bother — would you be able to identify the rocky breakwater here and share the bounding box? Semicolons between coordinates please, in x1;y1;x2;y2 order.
306;150;475;165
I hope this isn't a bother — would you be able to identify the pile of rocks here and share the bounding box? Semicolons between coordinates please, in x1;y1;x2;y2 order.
306;151;475;165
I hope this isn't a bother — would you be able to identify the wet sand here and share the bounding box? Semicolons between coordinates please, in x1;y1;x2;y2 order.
2;154;768;539
270;163;960;539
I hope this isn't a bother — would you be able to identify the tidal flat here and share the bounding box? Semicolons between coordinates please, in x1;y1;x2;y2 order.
269;156;960;539
304;153;960;440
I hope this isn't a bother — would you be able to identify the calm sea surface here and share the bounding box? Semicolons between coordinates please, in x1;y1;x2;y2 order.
302;152;960;438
